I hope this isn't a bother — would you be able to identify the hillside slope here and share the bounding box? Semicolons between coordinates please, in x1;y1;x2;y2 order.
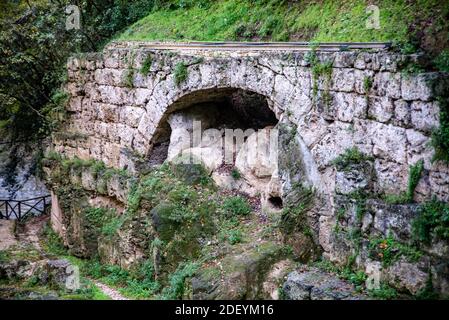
118;0;449;55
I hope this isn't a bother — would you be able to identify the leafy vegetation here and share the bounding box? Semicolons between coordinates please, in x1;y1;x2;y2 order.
332;147;373;171
0;0;157;137
368;235;422;267
368;284;398;299
231;167;241;180
412;198;449;244
222;196;251;217
279;184;314;235
434;50;449;73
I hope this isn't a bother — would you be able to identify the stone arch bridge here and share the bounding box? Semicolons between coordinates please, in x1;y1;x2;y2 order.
57;41;448;202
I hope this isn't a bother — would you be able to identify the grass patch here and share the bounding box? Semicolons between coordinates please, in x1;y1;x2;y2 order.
117;0;448;47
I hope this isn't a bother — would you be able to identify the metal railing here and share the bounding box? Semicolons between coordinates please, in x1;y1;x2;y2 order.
0;195;51;221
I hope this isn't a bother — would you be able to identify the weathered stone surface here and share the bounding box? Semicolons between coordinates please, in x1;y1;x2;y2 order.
283;266;366;300
335;162;374;195
384;260;428;295
369;200;420;241
401;73;437;101
410;101;440;133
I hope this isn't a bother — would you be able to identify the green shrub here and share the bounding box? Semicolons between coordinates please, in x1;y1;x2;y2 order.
226;229;243;245
41;223;67;256
222;196;251;216
412;198;449;244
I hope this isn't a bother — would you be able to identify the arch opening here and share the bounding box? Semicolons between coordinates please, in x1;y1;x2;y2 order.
147;88;278;166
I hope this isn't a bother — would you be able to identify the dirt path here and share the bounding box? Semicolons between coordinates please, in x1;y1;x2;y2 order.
15;215;49;250
91;280;129;300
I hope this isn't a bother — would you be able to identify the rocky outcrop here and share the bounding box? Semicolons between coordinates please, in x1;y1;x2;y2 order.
282;266;367;300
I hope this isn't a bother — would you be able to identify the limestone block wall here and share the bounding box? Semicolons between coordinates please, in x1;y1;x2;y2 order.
57;42;448;204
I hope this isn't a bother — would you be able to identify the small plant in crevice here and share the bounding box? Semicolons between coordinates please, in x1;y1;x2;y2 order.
407;159;424;202
305;48;333;107
431;96;449;164
363;75;373;104
231;167;241;180
174;62;188;86
140;54;153;76
332;147;373;171
124;67;135;88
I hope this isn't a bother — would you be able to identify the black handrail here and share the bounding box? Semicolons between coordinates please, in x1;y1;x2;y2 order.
0;195;51;221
